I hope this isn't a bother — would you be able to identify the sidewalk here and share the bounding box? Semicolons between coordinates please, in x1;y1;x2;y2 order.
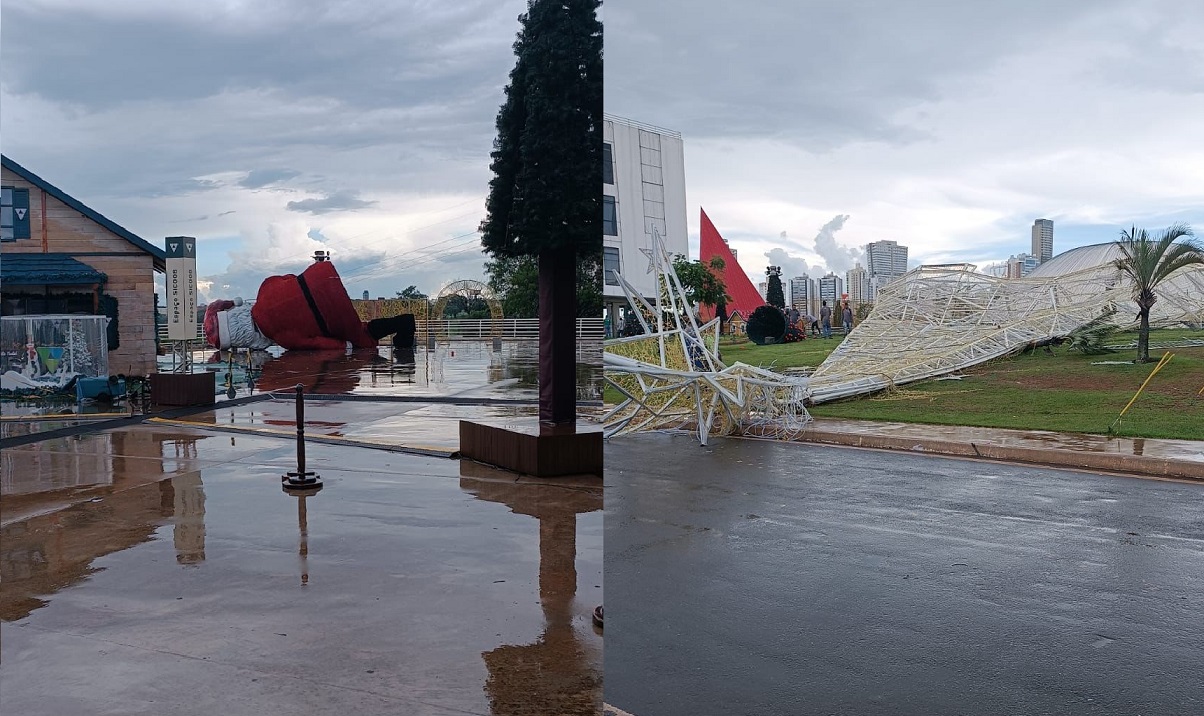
1;341;605;714
795;418;1204;481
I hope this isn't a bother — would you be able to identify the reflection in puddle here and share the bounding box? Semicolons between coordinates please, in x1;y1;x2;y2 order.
0;476;180;621
460;465;603;714
194;340;603;401
2;432;602;714
173;473;206;565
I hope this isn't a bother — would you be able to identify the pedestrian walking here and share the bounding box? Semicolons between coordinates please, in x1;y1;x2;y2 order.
842;303;854;335
820;301;832;338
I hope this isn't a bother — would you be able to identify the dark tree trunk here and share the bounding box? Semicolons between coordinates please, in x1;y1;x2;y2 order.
1138;308;1151;363
539;247;577;424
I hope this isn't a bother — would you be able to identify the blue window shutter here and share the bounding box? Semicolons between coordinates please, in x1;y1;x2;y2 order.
13;188;31;239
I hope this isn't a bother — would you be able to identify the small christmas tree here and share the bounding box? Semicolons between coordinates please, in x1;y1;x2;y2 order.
66;325;96;376
765;266;785;309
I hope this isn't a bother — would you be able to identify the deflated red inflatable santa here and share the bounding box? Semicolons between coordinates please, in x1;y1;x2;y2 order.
203;253;415;352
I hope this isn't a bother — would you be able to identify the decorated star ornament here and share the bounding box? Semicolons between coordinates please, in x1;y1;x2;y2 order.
603;228;812;446
639;246;656;274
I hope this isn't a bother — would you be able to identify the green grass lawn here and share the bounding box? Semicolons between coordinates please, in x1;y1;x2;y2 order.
716;334;841;369
606;328;1204;441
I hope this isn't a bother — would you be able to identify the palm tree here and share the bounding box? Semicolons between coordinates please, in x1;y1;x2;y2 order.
1113;223;1203;363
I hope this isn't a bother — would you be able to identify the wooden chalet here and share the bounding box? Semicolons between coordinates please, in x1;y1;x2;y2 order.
1;155;166;376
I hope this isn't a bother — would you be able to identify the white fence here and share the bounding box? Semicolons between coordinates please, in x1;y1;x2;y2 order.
159;318;604;345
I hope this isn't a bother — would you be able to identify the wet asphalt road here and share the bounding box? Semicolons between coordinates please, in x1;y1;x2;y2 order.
604;433;1204;716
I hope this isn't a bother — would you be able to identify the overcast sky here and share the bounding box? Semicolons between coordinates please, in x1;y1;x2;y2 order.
605;0;1204;285
2;0;527;302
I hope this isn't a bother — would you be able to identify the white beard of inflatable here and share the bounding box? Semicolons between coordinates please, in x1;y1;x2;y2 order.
216;305;274;351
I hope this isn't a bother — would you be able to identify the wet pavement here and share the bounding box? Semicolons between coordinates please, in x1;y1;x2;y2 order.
3;340;604;418
806;417;1204;463
799;417;1204;481
157;398;540;455
2;338;605;712
1;426;603;714
202;341;603;403
605;432;1204;716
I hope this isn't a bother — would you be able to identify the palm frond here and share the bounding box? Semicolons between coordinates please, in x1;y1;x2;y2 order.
1065;307;1119;354
1113;223;1201;299
1152;240;1204;284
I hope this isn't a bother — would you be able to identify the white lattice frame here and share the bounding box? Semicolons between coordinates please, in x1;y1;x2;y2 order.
807;260;1204;403
604;229;812;445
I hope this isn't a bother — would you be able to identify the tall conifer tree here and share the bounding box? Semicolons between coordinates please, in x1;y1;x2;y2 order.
481;0;602;424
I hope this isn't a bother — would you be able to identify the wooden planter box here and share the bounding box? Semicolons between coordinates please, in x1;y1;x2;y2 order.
150;373;216;407
459;420;602;478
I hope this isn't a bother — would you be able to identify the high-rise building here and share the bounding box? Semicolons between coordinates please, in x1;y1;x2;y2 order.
865;240;909;277
1031;219;1053;263
790;275;817;316
757;281;768;299
1006;253;1040;278
818;273;843;309
864;240;909;301
602;115;688;325
845;262;870;307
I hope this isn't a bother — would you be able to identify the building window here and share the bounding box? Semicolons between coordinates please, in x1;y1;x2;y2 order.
603;195;617;236
604;246;621;285
602;142;614;185
1;187;31;242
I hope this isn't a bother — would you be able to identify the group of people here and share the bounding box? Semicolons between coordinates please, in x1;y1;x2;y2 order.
786;300;855;339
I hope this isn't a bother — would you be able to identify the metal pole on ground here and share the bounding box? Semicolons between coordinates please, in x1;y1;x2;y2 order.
283;383;322;491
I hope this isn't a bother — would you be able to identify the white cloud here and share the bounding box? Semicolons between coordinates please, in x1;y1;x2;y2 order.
608;0;1204;277
2;0;524;300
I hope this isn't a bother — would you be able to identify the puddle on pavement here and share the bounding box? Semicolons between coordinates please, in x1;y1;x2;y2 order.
0;429;602;714
191;340;603;402
2;340;602;424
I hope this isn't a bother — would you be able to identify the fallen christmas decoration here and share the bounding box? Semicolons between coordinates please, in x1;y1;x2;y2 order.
604;235;1204;446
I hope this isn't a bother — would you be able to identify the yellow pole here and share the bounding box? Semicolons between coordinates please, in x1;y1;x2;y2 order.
1117;352;1173;420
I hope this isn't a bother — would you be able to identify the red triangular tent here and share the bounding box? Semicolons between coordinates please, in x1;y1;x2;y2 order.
699;208;765;320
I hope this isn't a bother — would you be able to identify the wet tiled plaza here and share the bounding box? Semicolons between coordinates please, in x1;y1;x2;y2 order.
1;340;604;715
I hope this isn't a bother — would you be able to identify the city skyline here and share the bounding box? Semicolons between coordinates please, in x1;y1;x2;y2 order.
605;1;1204;290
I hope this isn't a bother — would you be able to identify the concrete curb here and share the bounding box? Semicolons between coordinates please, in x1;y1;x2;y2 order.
796;428;1204;482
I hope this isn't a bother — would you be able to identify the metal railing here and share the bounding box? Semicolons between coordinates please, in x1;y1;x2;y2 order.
159;318;605;345
603;113;683;139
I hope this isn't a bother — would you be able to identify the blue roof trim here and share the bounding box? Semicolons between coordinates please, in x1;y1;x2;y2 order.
0;253;108;286
1;155;167;266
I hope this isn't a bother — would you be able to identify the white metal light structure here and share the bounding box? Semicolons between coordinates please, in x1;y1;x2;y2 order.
603;229;812;445
605;235;1204;444
807;250;1204;404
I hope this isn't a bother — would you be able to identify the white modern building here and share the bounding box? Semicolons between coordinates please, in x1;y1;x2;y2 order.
865;240;909;277
818;273;844;309
845;262;870;307
864;239;909;301
1032;219;1054;263
790;275;818;317
603;115;688;331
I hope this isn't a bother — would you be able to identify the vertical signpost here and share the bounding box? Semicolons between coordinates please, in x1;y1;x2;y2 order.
166;237;198;369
